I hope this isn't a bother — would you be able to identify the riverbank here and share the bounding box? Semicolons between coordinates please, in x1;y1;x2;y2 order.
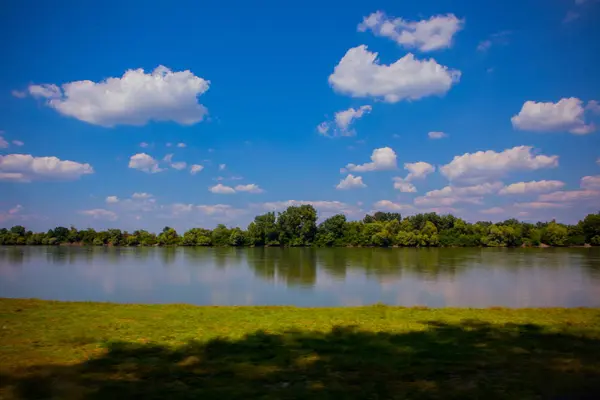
1;299;600;399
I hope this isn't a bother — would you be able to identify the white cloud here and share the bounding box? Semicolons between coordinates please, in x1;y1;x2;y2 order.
171;161;187;170
9;204;23;215
440;146;559;184
106;196;119;204
12;140;24;146
132;192;153;199
209;183;236;194
11;90;27;98
176;142;186;148
258;200;360;217
499;180;565;195
328;45;460;102
235;184;264;193
28;84;61;98
0;204;25;223
163;153;174;163
166;142;173;147
511;98;596;134
190;164;204;174
538;190;600;203
587;100;600;114
480;207;504;214
336;174;367;190
428;131;447;139
128;153;162;173
334;105;372;131
318;105;372;138
581;175;600;190
317;122;330;135
139;142;149;148
345;147;397;172
219;164;226;171
404;161;435;181
414;182;502;207
426;182;503;198
514;202;569;209
0;154;94;182
28;66;210;127
0;136;7;148
477;40;492;52
358;12;464;52
392;178;417;193
79;209;118;221
373;200;415;211
476;31;511;52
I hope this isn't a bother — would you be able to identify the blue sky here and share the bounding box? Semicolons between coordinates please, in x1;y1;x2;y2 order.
1;0;599;232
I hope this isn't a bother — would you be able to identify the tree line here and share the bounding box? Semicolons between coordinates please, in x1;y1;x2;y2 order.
1;205;600;247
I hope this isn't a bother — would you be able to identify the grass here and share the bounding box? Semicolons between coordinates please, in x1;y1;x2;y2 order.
1;299;600;399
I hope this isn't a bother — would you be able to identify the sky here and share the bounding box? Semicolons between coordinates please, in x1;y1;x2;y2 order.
1;0;599;232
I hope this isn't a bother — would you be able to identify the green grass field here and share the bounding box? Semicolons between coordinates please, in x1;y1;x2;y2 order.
1;298;600;399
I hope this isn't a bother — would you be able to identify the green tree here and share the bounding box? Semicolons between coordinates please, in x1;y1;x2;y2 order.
277;205;317;246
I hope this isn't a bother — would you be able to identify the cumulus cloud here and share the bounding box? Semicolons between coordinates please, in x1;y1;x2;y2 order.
480;207;505;214
335;105;372;131
328;45;460;102
414;182;503;207
440;146;559;184
209;184;236;194
392;178;417;193
581;175;600;190
106;196;119;204
0;136;8;148
476;31;511;52
428;131;447;139
219;164;226;171
514;202;569;209
163;153;174;163
0;205;25;223
27;66;210;127
358;12;464;52
511;98;596;134
538;190;600;203
499;180;565;195
12;140;24;146
235;184;264;193
258;200;360;217
587;100;600;114
336;174;367;190
171;161;187;170
318;105;372;138
190;164;204;174
316;122;330;136
176;142;186;148
344;147;397;172
403;161;435;181
11;90;27;98
0;154;94;182
139;142;150;148
132;192;153;199
373;200;415;211
128;153;162;173
79;209;118;221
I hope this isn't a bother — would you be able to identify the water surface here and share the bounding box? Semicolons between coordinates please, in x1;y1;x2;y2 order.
1;246;599;307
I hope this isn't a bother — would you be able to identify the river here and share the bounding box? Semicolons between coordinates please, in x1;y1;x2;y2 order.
1;246;599;307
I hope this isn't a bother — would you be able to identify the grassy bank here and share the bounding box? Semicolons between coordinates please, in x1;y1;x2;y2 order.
1;299;600;399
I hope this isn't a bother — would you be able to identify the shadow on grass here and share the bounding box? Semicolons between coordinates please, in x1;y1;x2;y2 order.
2;320;600;399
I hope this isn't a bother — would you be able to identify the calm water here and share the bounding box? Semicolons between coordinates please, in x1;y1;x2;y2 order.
1;246;599;307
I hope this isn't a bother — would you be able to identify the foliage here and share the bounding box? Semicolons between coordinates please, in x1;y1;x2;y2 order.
1;208;599;248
